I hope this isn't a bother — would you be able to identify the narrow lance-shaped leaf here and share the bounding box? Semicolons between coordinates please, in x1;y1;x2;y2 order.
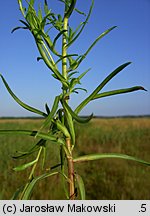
73;153;150;166
78;68;91;80
13;145;39;159
36;41;68;88
36;38;56;66
75;62;131;114
67;0;94;48
68;24;81;43
76;26;117;68
38;4;43;21
13;139;46;159
63;100;93;123
26;1;38;29
92;86;147;100
13;158;37;172
18;0;26;17
0;130;57;142
41;12;51;30
68;55;81;72
40;31;61;57
55;54;78;66
38;95;60;132
69;78;80;90
72;87;87;94
68;26;116;71
55;119;71;138
68;68;90;90
0;74;47;117
68;71;79;79
11;26;28;33
44;0;49;15
63;108;75;145
75;174;86;200
11;19;31;33
45;103;50;114
21;171;58;200
26;0;35;21
19;19;31;28
53;30;67;48
74;8;86;16
65;0;77;18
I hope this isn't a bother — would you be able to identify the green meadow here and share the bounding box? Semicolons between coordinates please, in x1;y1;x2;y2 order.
0;117;150;199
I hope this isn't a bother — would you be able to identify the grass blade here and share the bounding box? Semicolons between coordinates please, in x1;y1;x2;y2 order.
75;62;131;114
73;153;150;166
0;74;47;117
92;86;147;100
75;174;85;200
0;130;57;142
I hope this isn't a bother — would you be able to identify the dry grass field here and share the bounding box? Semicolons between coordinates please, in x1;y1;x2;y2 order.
0;117;150;199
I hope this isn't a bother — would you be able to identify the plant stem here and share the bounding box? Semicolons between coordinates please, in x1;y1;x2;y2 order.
62;16;68;82
66;138;75;199
62;7;75;198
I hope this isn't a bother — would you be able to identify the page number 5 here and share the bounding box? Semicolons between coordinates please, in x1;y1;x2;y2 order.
140;204;146;212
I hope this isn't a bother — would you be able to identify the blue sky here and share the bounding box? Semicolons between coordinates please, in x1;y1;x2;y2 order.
0;0;150;117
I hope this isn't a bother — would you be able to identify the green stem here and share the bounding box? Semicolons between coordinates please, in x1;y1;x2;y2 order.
62;5;75;199
62;16;68;85
66;138;75;199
